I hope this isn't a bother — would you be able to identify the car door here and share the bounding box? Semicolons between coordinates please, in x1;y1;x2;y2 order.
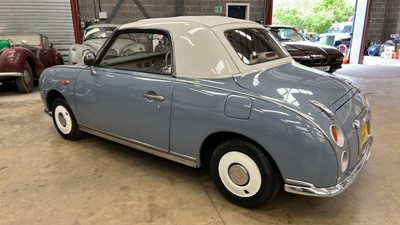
74;31;174;151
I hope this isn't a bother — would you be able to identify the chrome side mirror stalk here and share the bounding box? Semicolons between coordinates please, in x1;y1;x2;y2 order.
83;50;97;75
89;66;97;75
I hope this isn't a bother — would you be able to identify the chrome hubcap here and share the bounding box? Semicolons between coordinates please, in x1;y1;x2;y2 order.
54;105;72;134
228;163;249;186
218;151;262;197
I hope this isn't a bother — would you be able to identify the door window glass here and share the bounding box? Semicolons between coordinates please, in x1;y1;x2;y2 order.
99;31;172;75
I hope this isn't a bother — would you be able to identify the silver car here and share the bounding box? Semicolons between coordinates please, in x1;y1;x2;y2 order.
68;24;146;65
39;16;373;208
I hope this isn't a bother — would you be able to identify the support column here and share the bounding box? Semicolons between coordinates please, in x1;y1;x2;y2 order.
264;0;273;25
350;0;372;64
70;0;81;44
177;0;184;16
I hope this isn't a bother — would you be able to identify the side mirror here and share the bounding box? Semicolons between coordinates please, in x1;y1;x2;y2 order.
50;43;54;48
83;51;97;75
83;51;96;66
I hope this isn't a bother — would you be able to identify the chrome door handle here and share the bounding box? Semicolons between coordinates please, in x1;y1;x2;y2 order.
143;94;164;101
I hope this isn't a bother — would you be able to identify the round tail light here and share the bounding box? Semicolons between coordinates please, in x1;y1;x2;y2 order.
330;125;344;147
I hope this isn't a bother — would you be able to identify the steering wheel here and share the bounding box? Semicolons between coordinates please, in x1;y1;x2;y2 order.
164;51;171;67
162;51;172;73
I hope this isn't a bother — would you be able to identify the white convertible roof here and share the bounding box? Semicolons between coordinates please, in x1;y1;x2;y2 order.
119;16;256;29
117;16;290;78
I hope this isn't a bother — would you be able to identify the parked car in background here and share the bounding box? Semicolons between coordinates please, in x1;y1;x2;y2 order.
40;16;372;208
0;33;63;92
267;25;344;73
69;24;119;64
319;22;353;47
69;24;148;65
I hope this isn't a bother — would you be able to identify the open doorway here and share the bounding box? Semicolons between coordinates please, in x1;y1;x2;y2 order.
226;3;250;20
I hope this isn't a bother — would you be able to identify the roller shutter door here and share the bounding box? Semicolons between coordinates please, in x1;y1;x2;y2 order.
0;0;75;63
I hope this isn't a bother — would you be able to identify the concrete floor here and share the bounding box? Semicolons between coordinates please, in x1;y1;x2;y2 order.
0;65;399;225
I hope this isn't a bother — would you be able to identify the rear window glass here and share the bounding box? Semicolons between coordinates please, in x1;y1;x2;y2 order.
225;28;288;65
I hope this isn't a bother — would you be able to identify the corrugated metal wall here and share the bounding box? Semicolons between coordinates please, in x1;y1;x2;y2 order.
0;0;75;63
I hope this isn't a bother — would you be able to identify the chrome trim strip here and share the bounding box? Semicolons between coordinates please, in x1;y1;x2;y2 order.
0;72;23;77
284;135;373;197
309;100;335;119
79;125;197;168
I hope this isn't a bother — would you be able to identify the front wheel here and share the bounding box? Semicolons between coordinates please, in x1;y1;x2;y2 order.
210;140;280;208
51;98;83;140
16;62;33;93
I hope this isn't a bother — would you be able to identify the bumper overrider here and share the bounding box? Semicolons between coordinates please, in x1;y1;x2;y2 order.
284;135;373;197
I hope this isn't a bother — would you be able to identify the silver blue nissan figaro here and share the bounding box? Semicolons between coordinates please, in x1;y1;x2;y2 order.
39;16;373;208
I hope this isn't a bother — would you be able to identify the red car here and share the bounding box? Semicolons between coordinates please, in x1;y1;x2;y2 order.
0;33;63;93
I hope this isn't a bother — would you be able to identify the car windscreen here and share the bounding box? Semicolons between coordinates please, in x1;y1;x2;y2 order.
268;27;306;42
327;24;352;33
225;28;288;65
84;27;117;40
0;34;41;46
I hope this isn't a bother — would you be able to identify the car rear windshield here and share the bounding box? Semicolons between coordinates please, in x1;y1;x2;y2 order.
225;28;288;65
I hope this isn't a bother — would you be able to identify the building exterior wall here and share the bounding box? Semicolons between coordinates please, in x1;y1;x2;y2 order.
78;0;399;44
77;0;265;25
367;0;387;42
383;0;400;40
367;0;400;42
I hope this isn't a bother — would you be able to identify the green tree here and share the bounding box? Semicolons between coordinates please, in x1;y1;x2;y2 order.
273;0;354;33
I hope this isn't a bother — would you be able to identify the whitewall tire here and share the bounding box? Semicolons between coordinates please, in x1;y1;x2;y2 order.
210;139;281;208
51;98;82;140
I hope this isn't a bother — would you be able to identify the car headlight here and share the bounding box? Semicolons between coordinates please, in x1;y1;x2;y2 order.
336;56;344;62
107;48;118;56
291;55;311;60
330;125;344;147
122;48;133;56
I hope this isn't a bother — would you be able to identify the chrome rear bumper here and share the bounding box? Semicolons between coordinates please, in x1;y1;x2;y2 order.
284;135;373;197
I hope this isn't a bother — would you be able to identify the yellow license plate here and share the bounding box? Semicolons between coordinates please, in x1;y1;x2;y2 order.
360;123;369;146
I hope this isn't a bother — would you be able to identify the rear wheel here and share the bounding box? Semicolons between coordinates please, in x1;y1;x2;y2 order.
16;62;33;93
51;98;82;140
210;139;280;208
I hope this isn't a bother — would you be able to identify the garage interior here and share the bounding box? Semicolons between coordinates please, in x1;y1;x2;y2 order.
1;0;400;224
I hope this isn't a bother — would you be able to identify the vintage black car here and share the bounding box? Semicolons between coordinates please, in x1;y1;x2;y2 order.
267;25;344;73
